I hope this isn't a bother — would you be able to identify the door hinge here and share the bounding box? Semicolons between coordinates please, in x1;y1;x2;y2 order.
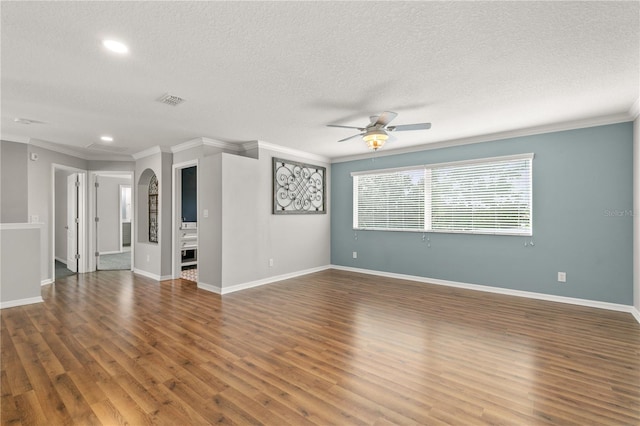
95;182;99;188
95;217;99;222
75;217;80;224
75;253;81;260
95;251;100;257
75;181;81;187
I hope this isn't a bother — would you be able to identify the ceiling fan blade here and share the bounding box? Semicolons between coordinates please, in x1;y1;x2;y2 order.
374;111;398;127
327;124;365;131
387;123;432;132
338;133;363;143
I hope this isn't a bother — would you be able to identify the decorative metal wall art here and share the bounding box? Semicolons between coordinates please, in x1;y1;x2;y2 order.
273;158;326;214
148;173;158;243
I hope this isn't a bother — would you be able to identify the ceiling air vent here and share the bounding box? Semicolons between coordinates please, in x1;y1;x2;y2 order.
157;93;186;106
86;143;129;153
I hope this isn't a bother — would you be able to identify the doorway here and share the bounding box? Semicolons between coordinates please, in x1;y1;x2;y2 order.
53;166;87;280
92;172;133;271
172;161;198;282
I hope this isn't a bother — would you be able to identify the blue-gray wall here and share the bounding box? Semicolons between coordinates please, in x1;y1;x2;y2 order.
331;122;634;304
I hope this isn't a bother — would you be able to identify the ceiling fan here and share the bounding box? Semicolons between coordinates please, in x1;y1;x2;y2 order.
327;111;431;151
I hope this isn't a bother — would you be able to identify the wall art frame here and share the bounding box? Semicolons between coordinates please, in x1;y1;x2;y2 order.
273;157;326;214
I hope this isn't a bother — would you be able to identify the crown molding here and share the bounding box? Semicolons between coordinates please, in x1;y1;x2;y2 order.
331;111;635;163
171;137;244;154
132;145;171;160
170;138;203;153
1;134;31;144
6;138;132;162
28;138;92;160
250;140;330;164
629;98;640;119
202;137;243;153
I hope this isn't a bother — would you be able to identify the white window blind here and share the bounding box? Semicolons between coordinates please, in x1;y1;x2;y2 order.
353;168;426;231
352;154;533;236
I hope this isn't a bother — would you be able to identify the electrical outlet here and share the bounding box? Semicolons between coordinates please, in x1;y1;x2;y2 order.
557;272;566;283
269;258;274;267
352;251;357;259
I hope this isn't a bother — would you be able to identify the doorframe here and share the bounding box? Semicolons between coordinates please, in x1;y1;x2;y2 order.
172;160;198;279
51;164;88;278
88;171;134;272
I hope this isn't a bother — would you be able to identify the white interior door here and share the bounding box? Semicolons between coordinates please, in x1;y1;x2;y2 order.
67;173;78;272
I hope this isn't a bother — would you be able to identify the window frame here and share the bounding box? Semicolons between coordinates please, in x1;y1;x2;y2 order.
351;153;534;236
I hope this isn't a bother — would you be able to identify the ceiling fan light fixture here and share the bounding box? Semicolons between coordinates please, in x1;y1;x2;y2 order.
362;129;388;151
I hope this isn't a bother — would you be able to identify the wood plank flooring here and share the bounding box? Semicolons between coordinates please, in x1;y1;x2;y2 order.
1;269;639;425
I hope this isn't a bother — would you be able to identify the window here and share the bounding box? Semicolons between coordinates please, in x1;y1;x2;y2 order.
352;153;533;236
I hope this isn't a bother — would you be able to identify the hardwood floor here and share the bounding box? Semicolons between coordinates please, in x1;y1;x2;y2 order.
1;269;639;425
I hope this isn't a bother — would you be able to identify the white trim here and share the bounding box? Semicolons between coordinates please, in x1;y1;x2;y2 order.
31;139;90;160
0;223;43;230
171;138;206;153
171;137;244;154
331;265;638;317
99;250;121;255
1;134;31;144
51;165;88;278
133;268;162;281
1;296;44;309
132;145;171;160
202;137;243;153
332;112;633;163
197;282;221;294
629;98;640;119
172;159;199;279
29;138;132;161
41;278;54;286
250;140;330;164
54;256;66;264
349;153;535;177
631;307;640;324
350;164;425;177
219;265;331;295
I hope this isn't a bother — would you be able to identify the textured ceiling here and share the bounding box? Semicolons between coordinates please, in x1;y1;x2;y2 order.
1;1;638;160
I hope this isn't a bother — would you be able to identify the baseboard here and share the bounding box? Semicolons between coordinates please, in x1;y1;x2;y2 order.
197;282;221;294
219;265;331;295
99;250;121;255
631;307;640;324
331;265;638;319
195;266;331;296
1;296;44;309
41;278;54;286
159;275;173;281
54;256;66;265
133;268;162;281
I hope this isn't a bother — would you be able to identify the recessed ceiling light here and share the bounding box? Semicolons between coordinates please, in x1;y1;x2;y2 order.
102;39;129;54
100;135;114;142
